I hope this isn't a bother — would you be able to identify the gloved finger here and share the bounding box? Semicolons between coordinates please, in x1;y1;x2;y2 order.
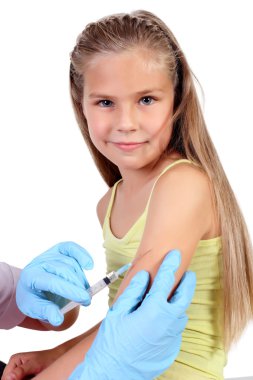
27;254;89;288
58;241;94;270
42;261;90;288
30;272;91;305
168;271;196;316
45;254;86;276
146;250;181;300
110;270;149;314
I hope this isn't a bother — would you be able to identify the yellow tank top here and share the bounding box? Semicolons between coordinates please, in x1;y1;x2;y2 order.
103;159;227;379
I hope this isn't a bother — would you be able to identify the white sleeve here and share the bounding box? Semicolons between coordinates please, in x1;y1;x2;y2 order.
0;262;26;329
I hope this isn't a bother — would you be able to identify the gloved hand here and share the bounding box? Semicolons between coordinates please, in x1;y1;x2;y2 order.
69;250;196;380
16;241;94;326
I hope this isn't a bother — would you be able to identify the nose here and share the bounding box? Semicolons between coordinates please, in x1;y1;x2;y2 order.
116;104;137;133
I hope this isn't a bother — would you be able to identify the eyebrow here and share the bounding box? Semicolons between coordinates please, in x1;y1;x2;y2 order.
88;89;164;99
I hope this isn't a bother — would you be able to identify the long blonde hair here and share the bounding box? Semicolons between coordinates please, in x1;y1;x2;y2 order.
69;10;253;349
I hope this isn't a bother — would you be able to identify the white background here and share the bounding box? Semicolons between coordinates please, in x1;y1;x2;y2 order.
0;0;252;378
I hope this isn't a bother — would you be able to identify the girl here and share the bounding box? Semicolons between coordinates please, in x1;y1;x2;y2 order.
5;9;253;380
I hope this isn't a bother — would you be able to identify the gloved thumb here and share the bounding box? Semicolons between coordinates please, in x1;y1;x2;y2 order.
169;271;196;315
110;270;149;315
147;250;181;300
29;301;64;326
46;306;64;326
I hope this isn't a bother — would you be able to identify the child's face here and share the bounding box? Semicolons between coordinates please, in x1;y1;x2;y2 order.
82;50;174;172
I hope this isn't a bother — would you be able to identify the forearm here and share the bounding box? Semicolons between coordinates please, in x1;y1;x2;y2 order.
33;322;101;380
56;321;101;353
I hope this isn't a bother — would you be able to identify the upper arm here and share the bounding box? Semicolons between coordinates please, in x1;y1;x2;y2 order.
96;189;112;227
115;164;213;301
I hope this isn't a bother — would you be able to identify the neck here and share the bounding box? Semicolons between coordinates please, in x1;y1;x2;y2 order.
118;153;181;195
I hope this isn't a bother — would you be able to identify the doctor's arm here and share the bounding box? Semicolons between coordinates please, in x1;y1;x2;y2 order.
1;242;96;380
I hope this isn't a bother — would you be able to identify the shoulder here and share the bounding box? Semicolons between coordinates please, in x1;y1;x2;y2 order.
147;161;214;240
155;162;211;205
96;187;113;227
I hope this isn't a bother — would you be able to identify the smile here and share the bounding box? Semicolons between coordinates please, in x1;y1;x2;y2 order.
111;142;146;152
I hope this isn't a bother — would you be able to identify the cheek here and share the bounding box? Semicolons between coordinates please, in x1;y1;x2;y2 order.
87;123;102;145
84;110;105;139
147;114;173;153
86;118;111;153
147;110;173;139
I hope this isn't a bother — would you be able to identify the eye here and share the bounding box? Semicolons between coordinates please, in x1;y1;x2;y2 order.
140;96;155;106
97;99;113;107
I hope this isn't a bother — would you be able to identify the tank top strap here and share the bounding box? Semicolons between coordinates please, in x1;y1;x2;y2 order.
104;178;123;222
145;159;196;211
104;159;196;226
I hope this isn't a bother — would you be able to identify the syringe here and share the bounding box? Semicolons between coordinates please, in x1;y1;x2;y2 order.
61;262;132;315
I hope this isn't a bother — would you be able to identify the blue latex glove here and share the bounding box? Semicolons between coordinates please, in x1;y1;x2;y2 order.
16;241;94;326
69;250;196;380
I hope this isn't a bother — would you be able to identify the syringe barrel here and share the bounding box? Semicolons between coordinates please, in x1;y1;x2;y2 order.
61;271;120;315
88;271;119;297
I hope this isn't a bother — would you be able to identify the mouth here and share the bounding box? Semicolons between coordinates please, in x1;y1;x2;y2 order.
111;141;147;151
